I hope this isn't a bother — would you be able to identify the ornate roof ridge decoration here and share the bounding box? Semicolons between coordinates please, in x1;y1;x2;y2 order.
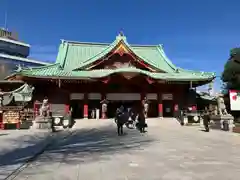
61;38;162;48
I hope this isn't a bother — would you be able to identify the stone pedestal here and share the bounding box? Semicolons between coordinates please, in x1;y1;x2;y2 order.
183;117;188;125
200;117;204;128
210;115;235;132
32;116;51;129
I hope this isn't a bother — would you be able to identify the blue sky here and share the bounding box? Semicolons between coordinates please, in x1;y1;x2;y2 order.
1;0;240;91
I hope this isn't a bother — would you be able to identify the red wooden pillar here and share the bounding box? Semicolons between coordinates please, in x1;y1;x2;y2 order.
158;94;163;117
33;101;39;119
65;104;70;114
174;104;179;112
16;121;20;129
83;94;88;119
173;103;179;117
173;90;181;117
83;105;88;119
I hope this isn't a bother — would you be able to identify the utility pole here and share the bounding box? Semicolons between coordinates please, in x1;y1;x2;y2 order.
4;10;8;30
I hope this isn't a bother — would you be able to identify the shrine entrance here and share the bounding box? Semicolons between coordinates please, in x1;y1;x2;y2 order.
148;101;158;117
106;93;141;118
107;100;141;118
162;100;174;117
70;100;84;119
88;100;101;119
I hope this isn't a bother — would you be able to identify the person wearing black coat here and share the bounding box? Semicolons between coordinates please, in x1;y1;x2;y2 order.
137;109;147;133
115;106;126;135
203;107;210;132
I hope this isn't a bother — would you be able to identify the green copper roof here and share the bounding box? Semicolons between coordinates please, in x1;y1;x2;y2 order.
56;34;177;72
11;33;216;83
16;63;215;82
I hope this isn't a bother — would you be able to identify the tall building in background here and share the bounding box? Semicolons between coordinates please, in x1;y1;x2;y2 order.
0;28;51;79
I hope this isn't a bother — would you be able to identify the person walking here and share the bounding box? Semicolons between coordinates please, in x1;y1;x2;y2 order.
203;107;210;132
137;108;147;133
115;105;125;135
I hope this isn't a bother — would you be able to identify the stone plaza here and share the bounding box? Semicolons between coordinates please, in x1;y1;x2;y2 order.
2;118;240;180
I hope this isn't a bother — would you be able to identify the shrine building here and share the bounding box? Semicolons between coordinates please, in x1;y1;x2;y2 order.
7;33;216;119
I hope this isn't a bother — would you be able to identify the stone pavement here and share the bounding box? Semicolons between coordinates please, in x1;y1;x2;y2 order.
0;129;71;180
8;118;240;180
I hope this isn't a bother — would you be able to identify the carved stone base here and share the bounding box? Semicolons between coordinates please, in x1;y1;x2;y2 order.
210;115;235;132
200;118;204;128
32;116;51;129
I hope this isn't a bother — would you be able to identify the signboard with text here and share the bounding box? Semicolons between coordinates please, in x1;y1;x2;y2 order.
229;90;240;111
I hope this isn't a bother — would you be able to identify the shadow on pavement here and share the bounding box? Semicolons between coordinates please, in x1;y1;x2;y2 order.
0;131;52;168
0;125;155;170
39;125;155;165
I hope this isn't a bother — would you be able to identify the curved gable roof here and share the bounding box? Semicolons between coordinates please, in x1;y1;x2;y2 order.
56;34;177;73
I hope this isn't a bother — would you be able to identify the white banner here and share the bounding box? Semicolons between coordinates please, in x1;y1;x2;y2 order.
229;90;240;111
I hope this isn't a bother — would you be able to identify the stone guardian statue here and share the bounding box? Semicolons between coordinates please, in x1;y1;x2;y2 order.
100;98;108;119
216;94;228;115
39;97;50;117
